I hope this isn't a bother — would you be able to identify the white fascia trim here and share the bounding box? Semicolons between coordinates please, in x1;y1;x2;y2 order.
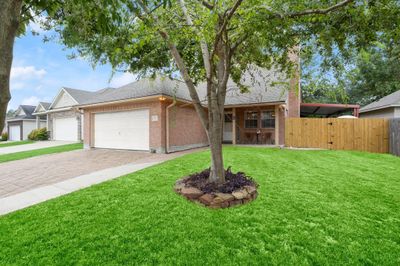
32;112;48;116
6;118;37;122
45;107;74;113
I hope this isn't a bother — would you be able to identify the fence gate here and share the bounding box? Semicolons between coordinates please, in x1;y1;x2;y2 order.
389;118;400;156
285;118;389;153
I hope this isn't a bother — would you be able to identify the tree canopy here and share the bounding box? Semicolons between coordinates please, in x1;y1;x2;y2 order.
302;41;400;105
49;0;400;83
44;0;400;182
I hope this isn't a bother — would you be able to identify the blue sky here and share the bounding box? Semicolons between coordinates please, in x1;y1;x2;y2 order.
9;22;137;111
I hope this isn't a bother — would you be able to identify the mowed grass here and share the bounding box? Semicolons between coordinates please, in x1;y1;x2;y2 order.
0;143;83;163
0;147;399;265
0;140;34;147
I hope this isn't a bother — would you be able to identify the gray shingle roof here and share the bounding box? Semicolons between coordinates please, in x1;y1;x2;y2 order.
9;105;36;120
39;102;51;110
80;67;288;106
224;67;288;106
360;90;400;113
63;87;99;104
80;77;194;105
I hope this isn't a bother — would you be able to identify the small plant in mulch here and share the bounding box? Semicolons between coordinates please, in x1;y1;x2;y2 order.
174;167;259;209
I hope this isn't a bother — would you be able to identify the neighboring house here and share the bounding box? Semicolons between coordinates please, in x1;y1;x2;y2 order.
360;90;400;118
78;66;300;153
45;87;100;141
6;105;46;141
32;102;51;128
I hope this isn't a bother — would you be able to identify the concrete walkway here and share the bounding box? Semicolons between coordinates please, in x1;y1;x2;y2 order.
0;162;158;215
0;148;204;215
0;141;77;155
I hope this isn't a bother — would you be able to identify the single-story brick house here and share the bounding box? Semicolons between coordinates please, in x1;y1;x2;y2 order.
360;90;400;118
77;67;300;153
6;105;46;141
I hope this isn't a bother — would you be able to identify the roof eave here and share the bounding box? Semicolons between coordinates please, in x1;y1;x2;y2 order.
224;101;285;108
359;104;400;113
77;94;194;109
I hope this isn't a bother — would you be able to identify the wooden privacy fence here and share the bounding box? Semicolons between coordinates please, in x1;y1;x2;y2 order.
389;118;400;156
285;118;389;153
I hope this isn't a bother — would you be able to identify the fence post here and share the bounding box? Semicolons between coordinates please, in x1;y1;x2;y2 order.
389;118;400;156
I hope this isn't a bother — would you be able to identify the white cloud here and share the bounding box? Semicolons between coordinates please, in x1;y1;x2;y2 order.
11;66;47;80
110;73;138;87
21;96;40;106
11;82;26;91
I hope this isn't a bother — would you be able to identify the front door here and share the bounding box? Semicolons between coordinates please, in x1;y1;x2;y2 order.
223;113;233;142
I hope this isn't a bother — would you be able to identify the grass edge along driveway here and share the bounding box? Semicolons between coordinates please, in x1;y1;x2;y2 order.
0;140;34;148
0;143;83;163
0;146;399;264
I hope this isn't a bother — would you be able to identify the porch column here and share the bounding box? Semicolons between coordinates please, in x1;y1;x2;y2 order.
36;116;40;129
46;114;49;130
232;108;236;145
275;105;280;145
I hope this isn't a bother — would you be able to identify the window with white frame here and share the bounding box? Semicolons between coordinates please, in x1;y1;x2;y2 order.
245;111;258;128
261;111;275;128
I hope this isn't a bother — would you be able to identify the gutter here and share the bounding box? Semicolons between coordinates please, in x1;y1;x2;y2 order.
165;99;177;154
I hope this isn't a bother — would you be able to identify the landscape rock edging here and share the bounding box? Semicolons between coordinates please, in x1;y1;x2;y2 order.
174;177;258;208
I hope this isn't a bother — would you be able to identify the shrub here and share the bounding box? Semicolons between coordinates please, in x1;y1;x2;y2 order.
1;132;8;141
28;128;48;141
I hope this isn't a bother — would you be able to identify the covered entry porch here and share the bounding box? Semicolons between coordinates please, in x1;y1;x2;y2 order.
223;103;285;145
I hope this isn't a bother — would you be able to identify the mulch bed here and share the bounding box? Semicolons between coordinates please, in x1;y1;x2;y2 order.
174;167;258;209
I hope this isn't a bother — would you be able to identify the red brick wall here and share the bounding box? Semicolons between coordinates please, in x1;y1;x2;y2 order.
82;99;208;153
82;99;165;152
167;104;208;152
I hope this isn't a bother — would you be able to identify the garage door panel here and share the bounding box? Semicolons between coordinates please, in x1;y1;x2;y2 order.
54;117;78;141
9;125;21;141
94;109;149;150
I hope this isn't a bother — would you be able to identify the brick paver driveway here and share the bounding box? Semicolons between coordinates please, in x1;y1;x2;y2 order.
0;149;173;198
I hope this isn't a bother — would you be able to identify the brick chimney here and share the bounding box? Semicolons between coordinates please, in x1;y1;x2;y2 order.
286;48;301;118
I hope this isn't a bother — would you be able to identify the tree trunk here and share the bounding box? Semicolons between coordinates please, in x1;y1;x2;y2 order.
0;0;22;133
207;35;230;183
208;102;225;183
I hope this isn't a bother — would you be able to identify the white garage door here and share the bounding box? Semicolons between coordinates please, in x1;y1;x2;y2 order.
94;109;149;150
9;125;21;141
53;117;78;141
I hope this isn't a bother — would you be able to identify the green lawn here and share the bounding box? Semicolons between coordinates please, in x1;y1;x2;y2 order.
0;147;399;265
0;143;83;163
0;140;34;147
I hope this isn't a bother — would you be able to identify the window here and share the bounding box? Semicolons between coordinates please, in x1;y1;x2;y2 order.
261;111;275;128
245;111;258;128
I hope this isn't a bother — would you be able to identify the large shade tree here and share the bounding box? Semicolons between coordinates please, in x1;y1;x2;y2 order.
48;0;399;183
0;0;60;134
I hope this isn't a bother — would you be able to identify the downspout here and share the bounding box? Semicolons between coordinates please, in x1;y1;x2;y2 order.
166;99;177;153
77;108;84;142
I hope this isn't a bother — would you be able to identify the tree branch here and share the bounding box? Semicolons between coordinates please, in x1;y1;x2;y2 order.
135;0;209;131
200;0;214;10
178;0;212;80
287;0;354;18
264;0;354;19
